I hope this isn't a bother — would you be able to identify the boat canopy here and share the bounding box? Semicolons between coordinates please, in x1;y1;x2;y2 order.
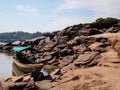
12;46;30;52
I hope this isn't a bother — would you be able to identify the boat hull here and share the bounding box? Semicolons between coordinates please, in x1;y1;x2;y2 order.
12;58;43;76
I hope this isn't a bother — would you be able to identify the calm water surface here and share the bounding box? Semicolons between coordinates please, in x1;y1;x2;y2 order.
0;53;13;76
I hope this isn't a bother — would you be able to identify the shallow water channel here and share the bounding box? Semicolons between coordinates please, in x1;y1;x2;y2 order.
0;53;13;76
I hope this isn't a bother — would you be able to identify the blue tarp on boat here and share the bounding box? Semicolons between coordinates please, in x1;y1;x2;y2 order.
12;46;30;52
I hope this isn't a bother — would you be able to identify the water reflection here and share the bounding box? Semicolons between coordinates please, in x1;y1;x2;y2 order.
0;53;13;76
12;62;27;76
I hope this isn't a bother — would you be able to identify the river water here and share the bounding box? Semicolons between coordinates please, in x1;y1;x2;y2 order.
0;53;13;76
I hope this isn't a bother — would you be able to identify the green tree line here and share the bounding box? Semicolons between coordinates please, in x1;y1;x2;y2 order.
0;31;43;42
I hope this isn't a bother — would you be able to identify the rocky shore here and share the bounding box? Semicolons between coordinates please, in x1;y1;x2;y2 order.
0;18;120;90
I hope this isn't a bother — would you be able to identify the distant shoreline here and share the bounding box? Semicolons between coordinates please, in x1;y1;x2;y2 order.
0;42;7;45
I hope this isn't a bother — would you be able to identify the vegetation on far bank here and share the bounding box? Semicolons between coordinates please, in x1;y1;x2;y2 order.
0;31;43;42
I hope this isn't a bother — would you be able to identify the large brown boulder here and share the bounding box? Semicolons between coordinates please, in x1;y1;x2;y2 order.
74;51;99;67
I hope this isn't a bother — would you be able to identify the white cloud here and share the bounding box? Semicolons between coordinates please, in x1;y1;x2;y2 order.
57;0;81;10
0;17;89;33
16;5;39;13
58;0;120;18
40;17;92;32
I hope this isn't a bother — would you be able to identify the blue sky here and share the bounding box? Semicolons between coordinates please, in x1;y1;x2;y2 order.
0;0;120;33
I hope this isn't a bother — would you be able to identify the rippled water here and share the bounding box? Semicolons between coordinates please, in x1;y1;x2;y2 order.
0;53;13;76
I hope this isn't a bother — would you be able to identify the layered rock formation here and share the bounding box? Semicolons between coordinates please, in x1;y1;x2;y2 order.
3;19;119;71
0;18;120;89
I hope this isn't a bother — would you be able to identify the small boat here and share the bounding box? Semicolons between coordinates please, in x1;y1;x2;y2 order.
12;62;26;76
12;59;43;76
12;46;43;75
13;58;43;73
